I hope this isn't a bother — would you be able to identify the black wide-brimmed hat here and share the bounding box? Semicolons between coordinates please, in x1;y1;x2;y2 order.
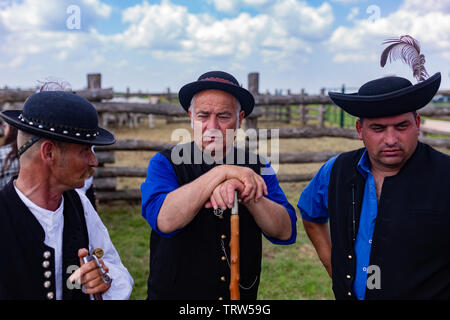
0;91;115;145
328;72;441;118
179;71;255;117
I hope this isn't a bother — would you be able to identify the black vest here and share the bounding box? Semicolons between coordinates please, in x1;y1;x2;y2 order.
0;179;90;300
328;142;450;300
147;142;265;300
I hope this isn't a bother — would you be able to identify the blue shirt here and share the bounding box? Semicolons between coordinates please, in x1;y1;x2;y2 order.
141;152;297;245
297;150;378;300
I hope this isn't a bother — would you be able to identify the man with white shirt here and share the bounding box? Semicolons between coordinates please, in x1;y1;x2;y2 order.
0;90;133;300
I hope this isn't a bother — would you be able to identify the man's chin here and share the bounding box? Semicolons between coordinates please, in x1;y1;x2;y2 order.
377;155;406;168
73;180;86;189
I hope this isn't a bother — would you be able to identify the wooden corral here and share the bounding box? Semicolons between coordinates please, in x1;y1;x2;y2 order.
1;73;449;202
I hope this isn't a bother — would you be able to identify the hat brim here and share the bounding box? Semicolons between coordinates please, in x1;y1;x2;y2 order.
328;72;441;118
179;80;255;117
0;110;115;146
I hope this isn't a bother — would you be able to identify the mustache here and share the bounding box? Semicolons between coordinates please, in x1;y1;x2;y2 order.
202;129;238;138
202;130;223;142
203;129;223;137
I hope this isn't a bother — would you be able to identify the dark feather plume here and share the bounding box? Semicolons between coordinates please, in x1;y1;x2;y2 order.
380;35;429;82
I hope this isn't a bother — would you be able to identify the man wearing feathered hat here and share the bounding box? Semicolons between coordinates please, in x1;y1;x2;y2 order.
141;71;297;299
0;90;133;299
297;35;450;299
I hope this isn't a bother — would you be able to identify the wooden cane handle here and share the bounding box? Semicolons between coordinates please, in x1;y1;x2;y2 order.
229;214;240;300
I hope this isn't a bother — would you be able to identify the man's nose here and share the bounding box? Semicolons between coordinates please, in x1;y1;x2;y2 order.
205;115;220;130
384;127;398;146
88;150;98;167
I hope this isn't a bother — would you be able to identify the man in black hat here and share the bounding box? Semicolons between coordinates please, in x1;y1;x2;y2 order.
141;71;297;300
0;91;133;300
297;69;450;299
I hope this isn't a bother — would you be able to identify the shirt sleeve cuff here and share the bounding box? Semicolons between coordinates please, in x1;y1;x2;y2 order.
299;210;329;224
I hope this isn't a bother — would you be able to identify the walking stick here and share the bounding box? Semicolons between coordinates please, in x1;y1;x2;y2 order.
229;191;240;300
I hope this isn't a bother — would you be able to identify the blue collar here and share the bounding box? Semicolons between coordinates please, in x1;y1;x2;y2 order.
357;149;371;178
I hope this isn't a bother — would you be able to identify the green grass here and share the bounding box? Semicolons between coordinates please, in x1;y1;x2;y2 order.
257;182;333;300
98;182;334;300
98;204;150;300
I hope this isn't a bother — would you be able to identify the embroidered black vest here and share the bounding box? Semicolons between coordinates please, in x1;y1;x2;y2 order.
147;142;265;300
328;142;450;299
0;179;90;300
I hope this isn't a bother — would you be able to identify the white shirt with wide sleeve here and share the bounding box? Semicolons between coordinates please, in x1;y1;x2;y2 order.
13;183;134;300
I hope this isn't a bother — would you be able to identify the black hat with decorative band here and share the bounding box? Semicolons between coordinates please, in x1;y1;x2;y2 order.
0;90;115;146
328;35;441;118
178;71;255;117
328;72;441;118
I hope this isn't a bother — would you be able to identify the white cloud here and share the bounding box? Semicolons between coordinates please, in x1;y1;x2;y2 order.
114;0;189;50
0;0;335;71
330;0;365;4
82;0;112;18
0;0;112;68
210;0;271;13
333;52;377;63
327;0;450;65
113;0;333;63
399;0;450;13
245;0;271;5
0;0;112;32
0;0;337;90
346;7;359;21
442;52;450;61
270;0;334;39
211;0;238;13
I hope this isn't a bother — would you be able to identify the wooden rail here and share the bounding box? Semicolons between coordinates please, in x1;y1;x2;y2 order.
93;131;450;201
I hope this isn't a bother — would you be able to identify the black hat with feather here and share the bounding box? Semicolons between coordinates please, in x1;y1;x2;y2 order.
328;35;441;118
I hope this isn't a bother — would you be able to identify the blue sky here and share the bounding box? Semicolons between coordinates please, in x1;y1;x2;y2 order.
0;0;449;94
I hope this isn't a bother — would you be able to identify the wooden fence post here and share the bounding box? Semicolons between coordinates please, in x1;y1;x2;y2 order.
319;88;326;128
246;73;259;152
246;73;259;131
87;73;101;89
286;89;291;123
166;87;175;124
300;88;307;127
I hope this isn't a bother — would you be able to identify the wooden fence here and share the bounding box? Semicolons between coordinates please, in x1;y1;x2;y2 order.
93;129;450;201
1;73;450;202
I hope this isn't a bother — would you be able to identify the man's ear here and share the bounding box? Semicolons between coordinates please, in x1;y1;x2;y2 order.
40;140;57;164
356;119;363;141
238;110;245;129
415;113;421;135
188;108;194;129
